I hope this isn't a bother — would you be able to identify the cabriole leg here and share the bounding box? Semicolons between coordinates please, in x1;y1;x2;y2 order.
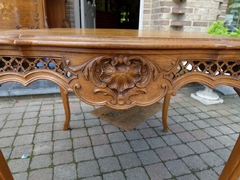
162;93;171;132
59;86;71;130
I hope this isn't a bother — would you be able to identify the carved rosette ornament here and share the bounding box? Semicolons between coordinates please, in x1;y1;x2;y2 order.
78;55;161;105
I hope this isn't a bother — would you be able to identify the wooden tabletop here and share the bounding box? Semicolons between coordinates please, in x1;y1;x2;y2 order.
0;28;240;50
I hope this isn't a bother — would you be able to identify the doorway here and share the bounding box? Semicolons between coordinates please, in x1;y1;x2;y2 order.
74;0;141;29
95;0;140;29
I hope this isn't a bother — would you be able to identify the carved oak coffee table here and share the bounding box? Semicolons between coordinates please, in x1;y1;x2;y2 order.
0;29;240;132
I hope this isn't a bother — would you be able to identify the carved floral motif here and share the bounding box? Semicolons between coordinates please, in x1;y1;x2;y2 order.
77;55;161;105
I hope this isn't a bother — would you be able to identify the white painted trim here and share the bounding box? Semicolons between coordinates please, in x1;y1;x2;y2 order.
138;0;144;30
74;0;81;28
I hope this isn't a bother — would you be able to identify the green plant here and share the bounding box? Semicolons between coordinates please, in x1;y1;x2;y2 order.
207;21;240;37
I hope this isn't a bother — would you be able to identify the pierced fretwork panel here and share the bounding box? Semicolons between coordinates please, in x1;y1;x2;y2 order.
0;56;72;78
167;60;240;81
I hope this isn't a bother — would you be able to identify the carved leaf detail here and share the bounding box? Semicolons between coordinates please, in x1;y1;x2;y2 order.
80;55;161;105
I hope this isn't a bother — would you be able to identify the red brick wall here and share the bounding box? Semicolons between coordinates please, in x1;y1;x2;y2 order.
143;0;229;32
65;0;229;32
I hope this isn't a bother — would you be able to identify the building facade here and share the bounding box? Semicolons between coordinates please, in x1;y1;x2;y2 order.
65;0;230;33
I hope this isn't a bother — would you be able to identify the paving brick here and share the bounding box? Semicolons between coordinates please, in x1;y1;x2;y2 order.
184;114;199;121
111;142;132;155
189;129;210;140
171;115;188;123
77;160;100;178
7;113;23;120
85;119;100;127
53;130;70;140
118;153;141;169
168;109;180;116
8;158;30;173
215;125;235;135
165;159;191;176
30;154;52;169
84;176;102;180
135;122;149;129
22;118;38;126
10;107;26;113
193;120;211;129
36;123;53;132
39;110;53;118
93;144;113;158
71;128;88;138
200;152;224;167
73;137;91;149
23;111;39;119
125;167;149;180
206;111;221;118
213;165;225;176
137;150;160;165
13;172;28;180
227;123;240;132
98;157;121;173
174;108;190;115
38;116;54;124
155;146;178;161
145;163;172;180
195;169;219;180
34;132;52;143
215;135;236;147
33;141;53;155
162;134;182;146
18;126;36;135
102;171;125;180
228;115;240;123
146;137;167;148
54;163;77;180
187;141;209;154
54;139;72;152
91;134;109;146
26;105;41;112
204;127;222;137
103;124;120;133
172;144;194;157
181;122;199;131
206;118;222;126
4;120;22;128
176;132;196;143
81;104;95;112
169;124;185;133
182;155;208;171
124;130;143;140
216;116;233;124
214;148;231;162
11;144;33;159
195;112;211;119
0;127;18;137
1;147;12;159
130;139;150;152
202;138;224;150
28;168;53;180
53;151;73;165
84;112;97;119
186;107;201;113
146;119;162;127
177;174;199;180
74;147;94;162
108;132;126;143
88;126;104;136
0;137;14;148
14;134;34;146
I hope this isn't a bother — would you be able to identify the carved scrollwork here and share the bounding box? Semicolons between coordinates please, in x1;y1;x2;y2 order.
165;59;240;83
78;55;161;105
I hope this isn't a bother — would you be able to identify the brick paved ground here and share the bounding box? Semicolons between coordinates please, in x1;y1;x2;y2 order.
0;85;239;180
